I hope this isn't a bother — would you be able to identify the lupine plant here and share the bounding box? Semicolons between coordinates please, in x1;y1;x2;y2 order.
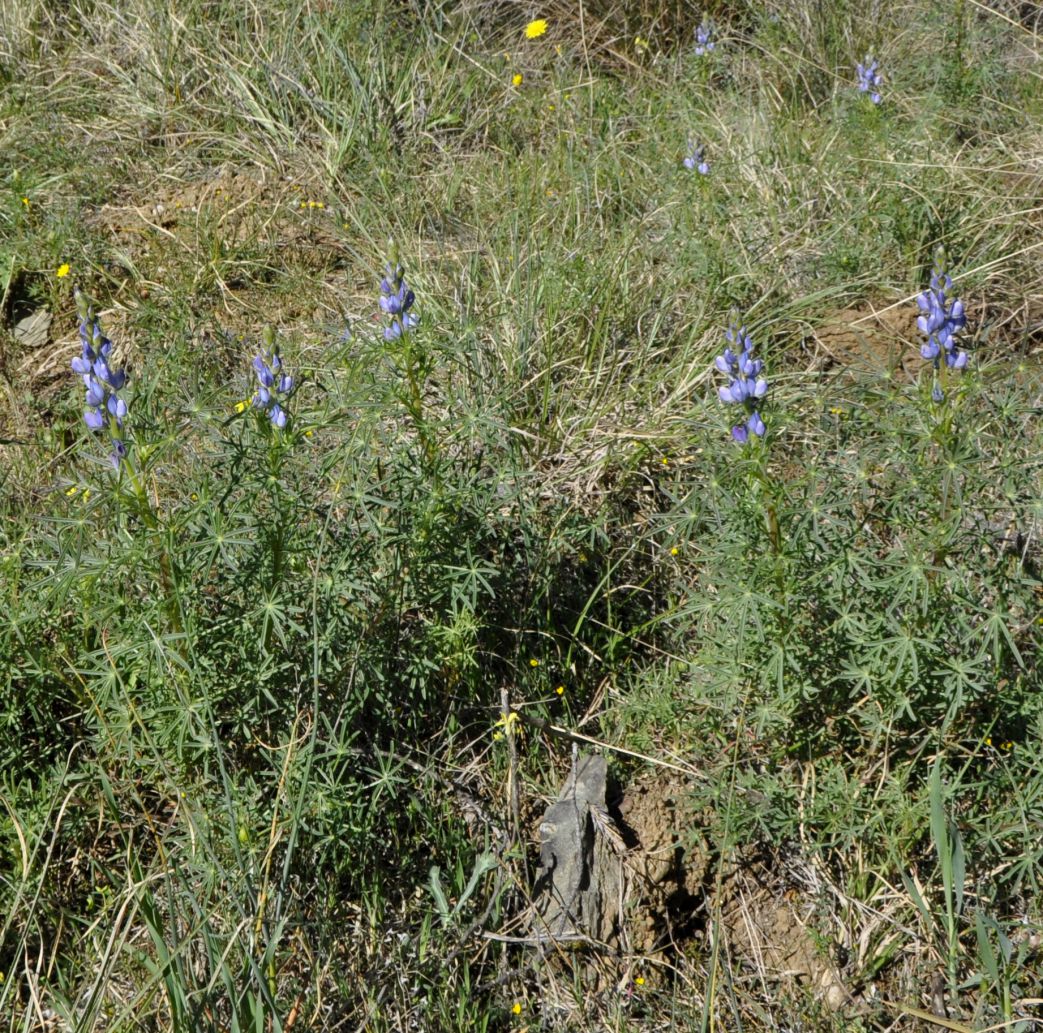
683;141;710;174
715;325;768;443
694;17;715;56
71;289;128;468
917;251;968;401
856;55;883;103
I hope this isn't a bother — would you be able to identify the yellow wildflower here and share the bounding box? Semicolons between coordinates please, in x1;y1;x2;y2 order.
512;1001;523;1015
529;658;539;667
670;546;679;556
494;712;520;737
635;36;649;51
512;72;523;87
234;399;251;413
21;197;29;208
555;685;564;696
56;262;70;278
635;976;645;986
525;18;548;39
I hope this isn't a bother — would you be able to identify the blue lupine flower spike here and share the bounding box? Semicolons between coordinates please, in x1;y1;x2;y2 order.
916;250;968;401
251;327;293;428
380;258;419;343
694;17;714;56
856;55;883;104
715;324;768;443
72;289;129;469
684;140;710;175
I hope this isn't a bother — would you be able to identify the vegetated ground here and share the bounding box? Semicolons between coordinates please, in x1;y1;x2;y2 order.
1;1;1042;1030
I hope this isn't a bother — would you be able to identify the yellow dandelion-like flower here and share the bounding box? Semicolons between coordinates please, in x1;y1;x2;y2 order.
660;457;669;467
234;399;251;413
670;546;679;556
555;685;564;696
512;72;524;87
56;263;70;278
529;658;540;667
635;975;645;986
984;736;993;747
512;1001;523;1015
525;18;548;39
21;196;30;208
305;428;314;438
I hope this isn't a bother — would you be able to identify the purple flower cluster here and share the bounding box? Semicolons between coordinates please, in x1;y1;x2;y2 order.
715;325;767;443
71;290;128;469
856;56;883;104
694;18;715;56
379;258;419;342
684;141;710;175
252;334;293;429
917;256;968;398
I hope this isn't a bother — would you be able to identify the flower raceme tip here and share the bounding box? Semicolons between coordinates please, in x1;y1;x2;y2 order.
683;141;710;175
694;18;715;56
714;324;768;443
251;332;293;429
856;55;883;104
916;253;968;400
379;253;420;342
71;289;129;469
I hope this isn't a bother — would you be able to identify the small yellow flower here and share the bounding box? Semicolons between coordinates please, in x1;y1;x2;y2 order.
555;685;564;696
529;658;540;667
56;262;70;278
635;35;649;51
670;546;679;556
234;399;251;413
1002;740;1014;751
660;457;669;467
494;712;520;736
66;485;79;496
512;72;524;87
829;406;844;415
984;736;993;746
635;976;645;986
525;18;548;39
512;1001;523;1015
21;196;29;207
305;428;314;438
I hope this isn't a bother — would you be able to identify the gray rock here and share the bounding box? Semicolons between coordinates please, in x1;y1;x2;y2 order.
533;754;622;944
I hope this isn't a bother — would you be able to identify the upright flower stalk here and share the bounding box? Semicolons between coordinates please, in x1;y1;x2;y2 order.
380;255;419;342
917;251;968;402
856;55;883;104
715;324;768;443
694;17;715;56
251;328;293;429
684;140;710;175
379;241;436;469
72;290;128;469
